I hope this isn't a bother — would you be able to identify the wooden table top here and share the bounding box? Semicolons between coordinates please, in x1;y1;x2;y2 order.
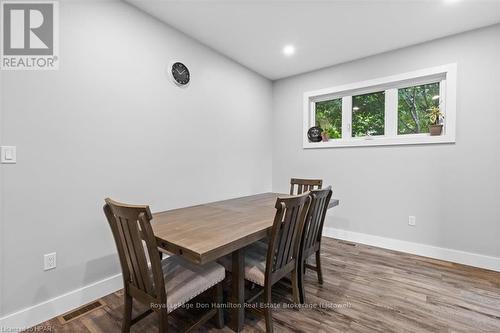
152;192;339;265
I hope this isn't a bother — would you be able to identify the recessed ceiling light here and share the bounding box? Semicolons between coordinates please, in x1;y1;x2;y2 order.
352;106;360;111
283;45;295;57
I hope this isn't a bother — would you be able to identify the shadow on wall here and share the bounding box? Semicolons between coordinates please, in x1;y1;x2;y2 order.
324;211;350;230
26;254;121;324
82;253;121;287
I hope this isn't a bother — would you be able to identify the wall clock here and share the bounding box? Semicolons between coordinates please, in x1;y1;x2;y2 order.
169;62;190;86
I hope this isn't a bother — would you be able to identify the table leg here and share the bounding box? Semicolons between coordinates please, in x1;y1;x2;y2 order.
229;247;245;332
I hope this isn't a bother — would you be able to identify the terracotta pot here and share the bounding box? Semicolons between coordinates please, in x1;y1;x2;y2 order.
321;133;329;142
429;124;443;136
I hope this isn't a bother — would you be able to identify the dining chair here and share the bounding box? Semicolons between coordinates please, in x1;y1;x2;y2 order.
290;178;323;195
220;192;311;333
297;187;332;303
103;198;225;333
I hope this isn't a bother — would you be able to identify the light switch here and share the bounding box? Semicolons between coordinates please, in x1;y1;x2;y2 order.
1;146;16;164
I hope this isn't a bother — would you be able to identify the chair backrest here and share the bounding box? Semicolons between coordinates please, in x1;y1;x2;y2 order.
103;198;165;302
265;192;311;284
290;178;323;195
301;187;332;258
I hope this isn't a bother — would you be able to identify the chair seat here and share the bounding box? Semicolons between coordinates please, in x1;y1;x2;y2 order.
219;241;268;286
159;256;225;313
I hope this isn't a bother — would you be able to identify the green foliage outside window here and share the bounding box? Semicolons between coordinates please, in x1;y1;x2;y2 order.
313;83;439;141
315;99;342;139
398;82;440;134
352;91;385;137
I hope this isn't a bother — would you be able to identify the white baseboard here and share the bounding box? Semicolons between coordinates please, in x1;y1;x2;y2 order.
0;273;123;331
323;227;500;272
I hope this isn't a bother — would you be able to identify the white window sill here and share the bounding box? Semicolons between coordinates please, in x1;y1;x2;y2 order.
303;134;456;149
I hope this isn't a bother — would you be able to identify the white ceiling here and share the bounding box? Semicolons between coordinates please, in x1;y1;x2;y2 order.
125;0;500;80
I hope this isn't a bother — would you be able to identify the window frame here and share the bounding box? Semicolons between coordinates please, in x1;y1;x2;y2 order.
303;64;457;148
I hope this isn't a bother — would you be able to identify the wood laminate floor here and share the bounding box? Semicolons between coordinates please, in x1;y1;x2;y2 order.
29;238;500;332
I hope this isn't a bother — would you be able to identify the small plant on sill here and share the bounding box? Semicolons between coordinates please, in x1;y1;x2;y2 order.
427;105;444;136
321;130;330;142
320;125;341;141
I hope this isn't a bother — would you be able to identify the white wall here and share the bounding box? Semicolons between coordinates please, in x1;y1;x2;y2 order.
0;0;272;317
272;25;500;258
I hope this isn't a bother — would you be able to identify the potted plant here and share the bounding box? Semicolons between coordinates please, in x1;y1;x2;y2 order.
427;105;444;136
321;130;329;142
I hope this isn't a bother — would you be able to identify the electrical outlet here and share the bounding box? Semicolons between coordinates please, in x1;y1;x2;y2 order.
44;253;56;271
408;216;416;226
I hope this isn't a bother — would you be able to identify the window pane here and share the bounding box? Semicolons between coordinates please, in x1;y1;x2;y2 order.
398;82;440;135
315;98;342;139
352;91;385;137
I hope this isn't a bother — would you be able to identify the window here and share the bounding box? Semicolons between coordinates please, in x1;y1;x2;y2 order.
315;98;342;139
352;91;385;137
303;64;456;148
398;82;440;135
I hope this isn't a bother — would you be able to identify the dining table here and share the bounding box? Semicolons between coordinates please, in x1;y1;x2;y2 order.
151;192;339;332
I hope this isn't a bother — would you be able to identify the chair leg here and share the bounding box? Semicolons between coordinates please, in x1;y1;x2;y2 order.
158;310;168;333
122;293;132;333
315;250;323;285
291;270;300;305
213;282;224;329
263;288;274;333
298;259;306;304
